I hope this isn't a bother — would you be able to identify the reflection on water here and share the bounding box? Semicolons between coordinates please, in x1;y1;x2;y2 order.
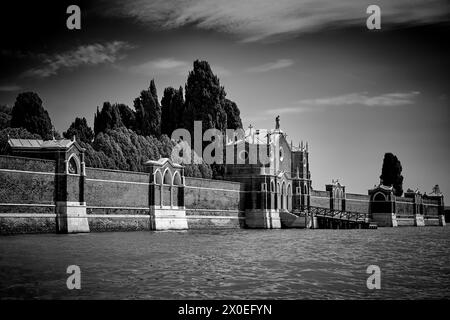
0;227;449;299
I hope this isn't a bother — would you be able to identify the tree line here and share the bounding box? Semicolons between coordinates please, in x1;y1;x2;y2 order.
0;60;242;178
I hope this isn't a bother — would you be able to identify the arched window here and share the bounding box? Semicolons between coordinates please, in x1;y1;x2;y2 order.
154;170;163;185
282;181;286;195
173;171;182;186
287;184;292;196
163;169;172;185
270;181;275;192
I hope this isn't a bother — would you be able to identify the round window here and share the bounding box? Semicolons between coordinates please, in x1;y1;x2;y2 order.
239;150;249;161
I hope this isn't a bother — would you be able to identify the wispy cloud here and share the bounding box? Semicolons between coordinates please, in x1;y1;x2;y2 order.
128;58;230;77
266;91;421;115
128;58;189;76
265;106;316;116
246;59;293;73
0;85;21;92
100;0;449;42
299;91;420;107
22;41;134;78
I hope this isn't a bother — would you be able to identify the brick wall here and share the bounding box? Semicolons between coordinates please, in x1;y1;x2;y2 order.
184;177;245;229
0;155;57;234
396;197;415;217
345;193;370;214
310;190;330;208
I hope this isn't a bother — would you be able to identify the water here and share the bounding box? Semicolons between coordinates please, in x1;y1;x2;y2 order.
0;227;449;299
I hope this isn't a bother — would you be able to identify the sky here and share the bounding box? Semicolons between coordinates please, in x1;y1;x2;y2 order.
0;0;449;196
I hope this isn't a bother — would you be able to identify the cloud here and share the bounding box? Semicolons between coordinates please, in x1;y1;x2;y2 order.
246;59;293;73
128;58;230;77
0;85;21;92
22;41;134;78
100;0;449;42
299;91;420;107
266;91;420;115
128;58;189;76
265;106;316;116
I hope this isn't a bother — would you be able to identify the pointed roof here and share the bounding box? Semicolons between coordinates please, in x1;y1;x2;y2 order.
8;138;76;150
144;157;183;168
369;183;394;194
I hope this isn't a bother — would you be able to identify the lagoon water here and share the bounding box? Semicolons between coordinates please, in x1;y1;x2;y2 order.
0;227;449;299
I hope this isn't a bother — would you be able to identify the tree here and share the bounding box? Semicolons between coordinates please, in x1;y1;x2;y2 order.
223;98;242;130
134;79;162;136
117;104;136;131
63;117;94;143
380;152;404;196
94;102;123;135
184;60;228;135
10;92;53;139
183;60;244;179
0;105;12;130
161;86;185;136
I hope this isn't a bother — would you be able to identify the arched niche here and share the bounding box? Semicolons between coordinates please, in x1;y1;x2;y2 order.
67;153;80;175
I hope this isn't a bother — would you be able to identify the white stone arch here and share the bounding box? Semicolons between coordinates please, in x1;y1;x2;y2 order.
287;183;292;211
154;169;163;185
163;168;172;185
172;170;182;186
67;153;81;175
281;181;287;210
161;167;173;207
277;182;281;210
373;192;387;201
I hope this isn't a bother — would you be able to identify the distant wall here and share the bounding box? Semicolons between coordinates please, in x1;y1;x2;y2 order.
345;193;370;214
310;190;330;208
184;177;245;229
423;198;439;216
395;197;415;217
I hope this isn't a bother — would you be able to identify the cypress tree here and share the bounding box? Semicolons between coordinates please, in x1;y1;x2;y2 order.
380;152;404;196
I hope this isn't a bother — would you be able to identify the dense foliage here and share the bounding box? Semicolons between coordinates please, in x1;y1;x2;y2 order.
134;79;162;137
63;117;94;143
380;152;404;196
0;127;41;154
0;105;11;130
161;86;185;136
0;61;243;179
10;92;53;139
